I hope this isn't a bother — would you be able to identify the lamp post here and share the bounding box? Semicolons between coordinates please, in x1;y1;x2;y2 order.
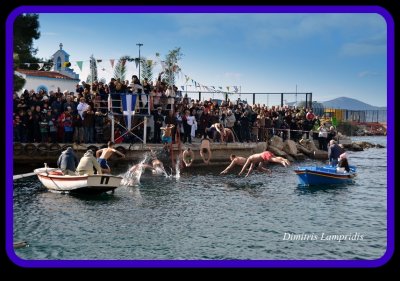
136;43;143;82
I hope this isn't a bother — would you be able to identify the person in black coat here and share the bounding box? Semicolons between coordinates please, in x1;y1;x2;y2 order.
328;139;344;166
153;107;164;143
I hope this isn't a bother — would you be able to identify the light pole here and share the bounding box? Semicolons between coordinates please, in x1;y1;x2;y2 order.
136;43;143;82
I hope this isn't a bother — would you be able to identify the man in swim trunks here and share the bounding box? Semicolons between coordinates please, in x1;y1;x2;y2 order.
96;141;126;174
220;154;247;174
161;124;175;145
238;150;290;177
182;147;195;167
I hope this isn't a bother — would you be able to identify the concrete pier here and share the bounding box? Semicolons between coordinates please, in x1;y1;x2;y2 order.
13;141;271;166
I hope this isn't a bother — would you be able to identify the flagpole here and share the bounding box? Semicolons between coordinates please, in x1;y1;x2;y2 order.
136;43;143;81
108;94;115;142
144;116;147;145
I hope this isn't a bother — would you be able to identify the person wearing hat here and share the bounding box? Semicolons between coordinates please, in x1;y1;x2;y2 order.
57;147;79;176
76;149;103;176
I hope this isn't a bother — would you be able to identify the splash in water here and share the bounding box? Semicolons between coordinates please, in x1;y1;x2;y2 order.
121;154;149;186
153;166;169;177
175;159;181;179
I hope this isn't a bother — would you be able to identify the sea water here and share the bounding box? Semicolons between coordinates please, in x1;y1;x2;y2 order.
12;136;388;260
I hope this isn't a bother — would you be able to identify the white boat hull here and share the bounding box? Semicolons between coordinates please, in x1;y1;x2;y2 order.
34;168;122;194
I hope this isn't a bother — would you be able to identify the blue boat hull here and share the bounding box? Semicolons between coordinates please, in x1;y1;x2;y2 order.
294;165;357;186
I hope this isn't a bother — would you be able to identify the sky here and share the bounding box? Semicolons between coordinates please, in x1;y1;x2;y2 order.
31;12;387;107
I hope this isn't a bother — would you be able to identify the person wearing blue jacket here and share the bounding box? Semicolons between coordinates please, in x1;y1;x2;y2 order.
57;147;79;175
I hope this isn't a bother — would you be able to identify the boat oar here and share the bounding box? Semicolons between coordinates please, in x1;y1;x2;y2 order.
14;241;28;249
13;172;37;180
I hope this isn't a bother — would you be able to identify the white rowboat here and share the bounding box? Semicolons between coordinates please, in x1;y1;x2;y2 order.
34;167;122;194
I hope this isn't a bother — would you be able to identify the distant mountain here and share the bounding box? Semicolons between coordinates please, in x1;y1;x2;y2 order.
321;97;386;110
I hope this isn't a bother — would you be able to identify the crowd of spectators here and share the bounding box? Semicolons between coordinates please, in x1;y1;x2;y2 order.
13;72;336;151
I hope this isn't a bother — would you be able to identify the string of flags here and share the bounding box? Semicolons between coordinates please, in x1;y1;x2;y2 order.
180;73;240;95
19;53;240;94
20;57;158;72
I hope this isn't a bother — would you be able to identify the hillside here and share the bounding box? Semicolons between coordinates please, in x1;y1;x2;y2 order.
322;97;386;110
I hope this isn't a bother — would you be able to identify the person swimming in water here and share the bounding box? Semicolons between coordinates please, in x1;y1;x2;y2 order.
238;151;290;177
129;151;167;175
129;163;155;174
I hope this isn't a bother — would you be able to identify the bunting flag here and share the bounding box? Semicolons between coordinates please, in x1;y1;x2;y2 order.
37;63;44;70
121;59;126;67
155;52;160;57
76;61;83;71
147;60;153;66
185;75;190;83
110;59;115;68
181;86;184;91
233;86;239;93
121;93;137;132
134;58;139;68
227;86;230;92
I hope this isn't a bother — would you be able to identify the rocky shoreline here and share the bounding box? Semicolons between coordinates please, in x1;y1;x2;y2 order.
265;136;385;162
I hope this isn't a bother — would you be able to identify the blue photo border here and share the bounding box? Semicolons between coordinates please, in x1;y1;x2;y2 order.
6;5;394;268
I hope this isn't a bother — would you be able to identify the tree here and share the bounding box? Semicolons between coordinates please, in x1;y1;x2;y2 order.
140;58;154;82
113;55;132;82
40;57;54;71
163;47;183;86
13;53;25;92
14;13;41;69
13;13;41;92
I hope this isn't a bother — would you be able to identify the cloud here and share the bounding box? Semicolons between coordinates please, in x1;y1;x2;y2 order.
358;71;380;78
340;41;386;56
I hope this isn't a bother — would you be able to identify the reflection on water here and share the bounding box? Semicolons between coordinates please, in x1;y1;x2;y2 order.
13;136;388;260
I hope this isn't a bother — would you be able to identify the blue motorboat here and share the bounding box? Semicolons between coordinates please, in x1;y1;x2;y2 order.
294;165;357;186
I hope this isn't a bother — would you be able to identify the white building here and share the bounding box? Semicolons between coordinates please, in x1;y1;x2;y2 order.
16;43;80;95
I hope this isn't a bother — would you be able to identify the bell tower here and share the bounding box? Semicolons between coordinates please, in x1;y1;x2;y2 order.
51;43;79;80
